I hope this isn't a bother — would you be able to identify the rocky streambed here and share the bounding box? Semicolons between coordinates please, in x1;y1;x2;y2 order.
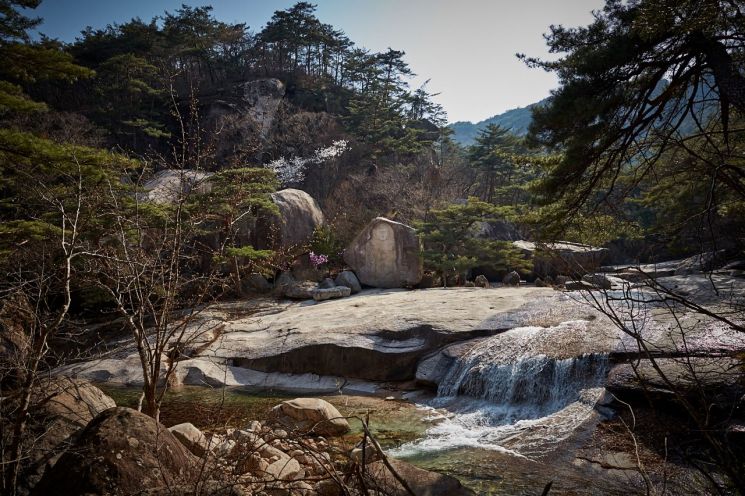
54;281;745;494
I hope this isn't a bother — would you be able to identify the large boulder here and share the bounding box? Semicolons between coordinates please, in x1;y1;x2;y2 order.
17;378;117;493
270;398;350;437
513;240;609;278
33;407;196;496
257;189;325;248
343;217;422;288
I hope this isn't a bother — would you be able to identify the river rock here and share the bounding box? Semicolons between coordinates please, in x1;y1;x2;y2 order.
312;286;351;301
502;271;520;286
474;274;490;288
319;277;336;289
343;217;422;288
32;407;196;496
334;270;362;293
169;422;209;457
271;398;350;437
367;458;474;495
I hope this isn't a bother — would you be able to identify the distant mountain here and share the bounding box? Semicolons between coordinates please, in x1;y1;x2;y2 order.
449;97;549;146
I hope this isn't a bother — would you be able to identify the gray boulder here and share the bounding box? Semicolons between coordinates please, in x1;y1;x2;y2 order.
319;277;336;289
284;281;318;300
169;422;209;457
334;270;362;293
270;398;350;437
474;274;490;288
243;272;271;293
32;408;196;496
502;271;520;286
258;189;325;248
312;286;351;301
343;217;422;288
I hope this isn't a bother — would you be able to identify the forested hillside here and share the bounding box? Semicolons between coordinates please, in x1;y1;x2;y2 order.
448;98;547;145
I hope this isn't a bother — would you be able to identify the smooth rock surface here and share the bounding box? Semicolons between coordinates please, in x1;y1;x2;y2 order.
61;287;554;388
343;217;422;288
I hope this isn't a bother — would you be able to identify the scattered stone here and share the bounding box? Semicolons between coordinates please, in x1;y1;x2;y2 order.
502;271;520;286
312;286;351;301
343;217;423;288
534;277;548;287
674;250;727;275
565;280;598;291
247;420;262;433
271;398;350;437
555;275;569;286
464;281;475;287
385;396;395;401
318;278;336;289
474;274;490;288
334;270;362;293
582;273;612;290
284;281;317;299
169;422;209;457
243;273;271;293
350;446;381;464
273;272;295;295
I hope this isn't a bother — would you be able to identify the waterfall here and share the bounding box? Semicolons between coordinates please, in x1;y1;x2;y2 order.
437;353;609;418
393;321;612;458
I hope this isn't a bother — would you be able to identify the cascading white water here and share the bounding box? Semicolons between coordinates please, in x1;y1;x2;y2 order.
393;320;612;459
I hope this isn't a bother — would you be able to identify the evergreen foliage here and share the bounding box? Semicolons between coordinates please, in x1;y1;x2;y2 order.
418;197;530;285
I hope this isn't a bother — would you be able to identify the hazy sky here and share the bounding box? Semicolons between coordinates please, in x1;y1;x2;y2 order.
31;0;605;123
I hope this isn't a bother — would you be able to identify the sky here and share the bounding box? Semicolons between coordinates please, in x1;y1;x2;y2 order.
30;0;605;124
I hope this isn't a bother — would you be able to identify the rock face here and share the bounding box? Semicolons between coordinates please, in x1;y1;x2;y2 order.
32;407;196;496
271;398;350;437
241;78;285;138
258;189;325;248
343;217;422;288
334;270;362;293
141;170;212;204
514;240;609;277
